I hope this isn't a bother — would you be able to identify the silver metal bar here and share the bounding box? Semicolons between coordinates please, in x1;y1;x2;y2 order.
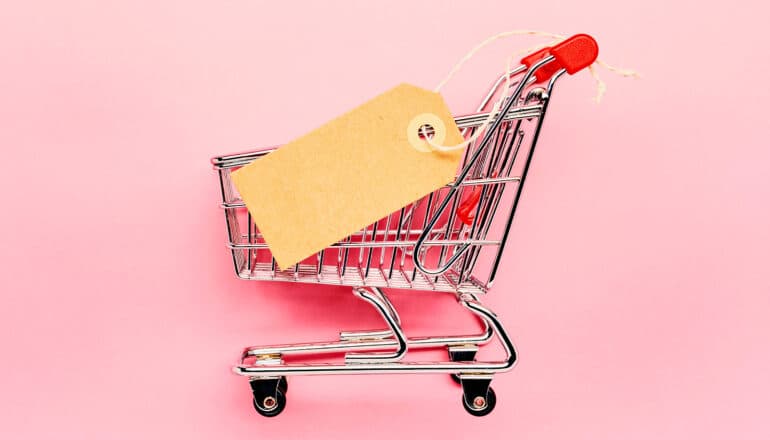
234;295;514;376
400;201;416;270
476;66;527;112
220;177;520;210
379;213;392;268
412;55;556;276
458;120;516;280
345;288;407;363
463;127;525;278
488;70;566;287
247;212;253;274
357;225;367;270
230;223;515;243
371;287;401;326
211;103;542;170
388;207;405;280
240;293;492;362
339;329;393;341
229;239;502;250
219;169;241;276
234;268;481;293
316;250;324;278
364;221;376;278
458;123;506;282
340;235;351;277
412;192;434;282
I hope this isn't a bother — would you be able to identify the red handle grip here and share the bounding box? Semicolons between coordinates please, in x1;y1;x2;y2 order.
521;34;599;83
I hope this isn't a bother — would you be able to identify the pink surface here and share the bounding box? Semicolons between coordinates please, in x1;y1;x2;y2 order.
1;1;769;438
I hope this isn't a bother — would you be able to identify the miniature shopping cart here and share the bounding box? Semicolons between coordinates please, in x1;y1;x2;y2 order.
211;34;599;417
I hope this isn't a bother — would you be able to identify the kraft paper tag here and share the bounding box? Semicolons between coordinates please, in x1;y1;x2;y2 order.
232;83;464;269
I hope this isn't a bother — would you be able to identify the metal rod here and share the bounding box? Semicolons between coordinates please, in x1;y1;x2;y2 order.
413;55;556;276
234;294;515;377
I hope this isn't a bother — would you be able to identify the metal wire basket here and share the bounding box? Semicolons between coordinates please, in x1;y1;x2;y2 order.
211;34;599;417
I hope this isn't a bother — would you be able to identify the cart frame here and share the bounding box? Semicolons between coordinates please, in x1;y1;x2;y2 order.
211;35;599;417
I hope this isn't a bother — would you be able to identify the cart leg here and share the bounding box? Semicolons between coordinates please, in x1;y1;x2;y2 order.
345;287;407;363
339;329;393;341
242;291;495;360
448;344;479;384
369;287;401;326
447;292;484;384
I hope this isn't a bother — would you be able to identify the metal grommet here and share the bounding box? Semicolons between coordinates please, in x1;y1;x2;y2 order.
407;113;447;152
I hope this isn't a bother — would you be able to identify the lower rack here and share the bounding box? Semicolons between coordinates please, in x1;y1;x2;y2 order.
233;287;517;417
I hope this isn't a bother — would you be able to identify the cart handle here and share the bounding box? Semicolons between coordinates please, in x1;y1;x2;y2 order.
413;34;598;276
522;33;599;83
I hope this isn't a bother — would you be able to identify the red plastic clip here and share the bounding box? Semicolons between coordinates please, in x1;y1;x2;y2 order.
456;187;482;226
456;172;498;226
520;34;599;83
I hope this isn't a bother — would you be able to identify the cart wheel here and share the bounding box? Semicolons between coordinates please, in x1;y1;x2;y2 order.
278;376;288;393
252;389;286;417
462;387;496;417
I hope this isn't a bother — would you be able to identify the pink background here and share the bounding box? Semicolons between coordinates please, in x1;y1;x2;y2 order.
1;1;769;438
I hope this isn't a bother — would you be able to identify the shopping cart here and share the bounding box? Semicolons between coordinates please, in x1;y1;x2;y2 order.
211;34;599;417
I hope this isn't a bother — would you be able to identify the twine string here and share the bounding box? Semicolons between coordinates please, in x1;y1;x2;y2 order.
421;31;639;152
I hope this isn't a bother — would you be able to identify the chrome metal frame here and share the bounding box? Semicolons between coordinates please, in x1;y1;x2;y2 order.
212;55;568;416
236;290;514;376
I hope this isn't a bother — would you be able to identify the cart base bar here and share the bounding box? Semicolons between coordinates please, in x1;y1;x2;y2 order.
232;263;491;295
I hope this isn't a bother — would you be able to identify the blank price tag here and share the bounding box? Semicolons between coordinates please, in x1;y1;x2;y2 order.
232;83;464;269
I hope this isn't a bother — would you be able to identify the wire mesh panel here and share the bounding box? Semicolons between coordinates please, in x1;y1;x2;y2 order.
213;94;549;295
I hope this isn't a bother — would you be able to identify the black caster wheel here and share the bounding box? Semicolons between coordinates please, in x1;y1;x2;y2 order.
462;387;497;417
252;388;286;417
278;376;288;393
